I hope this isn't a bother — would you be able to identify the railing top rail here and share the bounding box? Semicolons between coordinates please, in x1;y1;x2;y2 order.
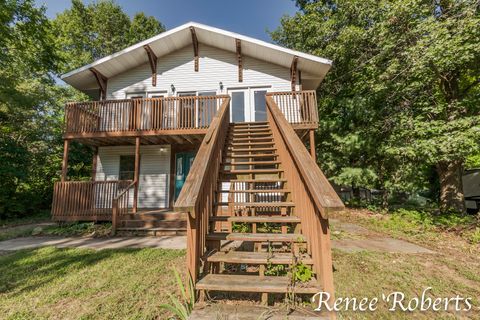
55;180;133;184
265;96;343;218
65;95;230;106
173;97;231;216
266;90;316;96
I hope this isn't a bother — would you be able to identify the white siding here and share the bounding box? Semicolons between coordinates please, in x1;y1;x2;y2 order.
107;44;295;99
95;145;170;209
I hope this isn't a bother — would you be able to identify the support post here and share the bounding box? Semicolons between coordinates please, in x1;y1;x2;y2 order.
309;129;316;162
133;137;140;213
91;147;98;180
61;139;70;182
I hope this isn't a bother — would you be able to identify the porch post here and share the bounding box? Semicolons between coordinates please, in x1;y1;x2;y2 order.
133;137;140;213
61;139;70;182
309;129;316;162
91;147;98;180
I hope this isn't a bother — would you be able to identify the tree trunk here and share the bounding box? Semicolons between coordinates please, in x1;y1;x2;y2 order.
436;159;466;213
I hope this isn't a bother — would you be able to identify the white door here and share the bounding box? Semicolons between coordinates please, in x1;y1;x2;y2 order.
228;89;249;123
228;88;268;123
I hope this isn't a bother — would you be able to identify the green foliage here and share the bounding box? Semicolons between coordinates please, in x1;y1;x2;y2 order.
466;154;480;169
0;0;165;219
369;208;477;239
470;228;480;245
52;0;165;74
43;222;112;237
160;268;196;320
292;262;313;283
232;222;251;233
265;263;287;276
272;0;480;211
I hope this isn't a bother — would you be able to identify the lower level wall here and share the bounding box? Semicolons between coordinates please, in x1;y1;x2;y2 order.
95;145;171;209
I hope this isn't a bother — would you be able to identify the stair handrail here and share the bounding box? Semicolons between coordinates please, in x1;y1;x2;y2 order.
174;96;231;281
265;95;343;306
112;180;136;235
265;95;344;218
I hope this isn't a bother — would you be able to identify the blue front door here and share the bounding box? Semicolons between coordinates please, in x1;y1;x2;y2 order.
174;152;196;200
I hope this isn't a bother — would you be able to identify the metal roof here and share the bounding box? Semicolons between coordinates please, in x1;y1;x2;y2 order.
61;22;332;91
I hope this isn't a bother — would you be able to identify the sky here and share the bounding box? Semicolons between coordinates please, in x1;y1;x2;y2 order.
34;0;298;42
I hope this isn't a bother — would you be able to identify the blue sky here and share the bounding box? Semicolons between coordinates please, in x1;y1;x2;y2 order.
34;0;298;42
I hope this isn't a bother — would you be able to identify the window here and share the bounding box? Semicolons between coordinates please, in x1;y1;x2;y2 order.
119;155;136;180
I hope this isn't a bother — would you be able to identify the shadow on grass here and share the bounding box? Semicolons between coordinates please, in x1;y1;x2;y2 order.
0;247;147;296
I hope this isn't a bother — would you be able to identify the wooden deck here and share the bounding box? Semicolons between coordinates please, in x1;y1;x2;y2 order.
60;91;318;146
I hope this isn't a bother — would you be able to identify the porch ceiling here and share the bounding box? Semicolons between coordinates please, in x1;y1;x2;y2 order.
70;133;206;147
61;22;332;92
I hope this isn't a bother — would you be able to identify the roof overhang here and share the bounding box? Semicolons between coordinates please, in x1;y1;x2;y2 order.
61;22;332;92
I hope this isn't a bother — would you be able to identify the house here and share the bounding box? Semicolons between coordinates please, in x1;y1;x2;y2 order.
53;22;344;312
463;169;480;214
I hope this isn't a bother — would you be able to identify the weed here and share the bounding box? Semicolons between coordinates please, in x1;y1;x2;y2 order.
160;267;196;320
232;222;251;233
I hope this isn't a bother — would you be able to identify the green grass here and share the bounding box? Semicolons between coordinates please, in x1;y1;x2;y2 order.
0;211;51;228
1;208;479;319
333;250;480;319
336;208;480;245
0;222;113;242
42;222;112;237
0;247;186;320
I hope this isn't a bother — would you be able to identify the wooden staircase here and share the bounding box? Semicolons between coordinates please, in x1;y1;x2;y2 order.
196;121;321;300
174;94;344;318
115;210;186;236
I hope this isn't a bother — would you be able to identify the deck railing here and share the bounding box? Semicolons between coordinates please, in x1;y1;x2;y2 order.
112;180;136;234
266;90;318;126
65;95;229;135
64;91;318;137
51;180;133;221
174;96;231;282
265;95;344;303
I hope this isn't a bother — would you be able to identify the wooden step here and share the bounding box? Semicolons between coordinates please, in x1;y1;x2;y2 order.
230;127;271;133
226;141;274;147
228;137;273;142
209;215;300;223
121;219;186;228
116;227;186;236
231;121;268;125
196;274;320;294
207;251;313;265
216;202;294;207
226;147;276;152
224;153;278;158
217;188;289;193
221;169;283;174
121;211;185;221
219;178;287;183
222;160;281;166
229;132;272;137
206;232;304;242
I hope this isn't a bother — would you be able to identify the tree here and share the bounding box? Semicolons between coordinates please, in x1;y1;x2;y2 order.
272;0;480;212
52;0;165;74
129;12;165;46
0;0;60;217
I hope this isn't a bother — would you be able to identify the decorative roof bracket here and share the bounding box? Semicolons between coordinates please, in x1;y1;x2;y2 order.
143;44;158;86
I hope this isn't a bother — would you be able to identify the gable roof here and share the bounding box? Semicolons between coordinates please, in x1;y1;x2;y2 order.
61;21;332;92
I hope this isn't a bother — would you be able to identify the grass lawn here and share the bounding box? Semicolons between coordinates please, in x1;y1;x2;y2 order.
0;209;478;319
0;247;185;320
